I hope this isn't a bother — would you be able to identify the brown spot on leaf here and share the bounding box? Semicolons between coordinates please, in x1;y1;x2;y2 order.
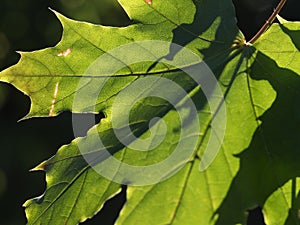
144;0;152;5
49;82;59;117
57;48;72;57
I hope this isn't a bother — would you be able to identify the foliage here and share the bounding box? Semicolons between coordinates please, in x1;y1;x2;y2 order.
0;0;300;224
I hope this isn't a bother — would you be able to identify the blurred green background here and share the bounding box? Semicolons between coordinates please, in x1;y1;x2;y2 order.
0;0;299;224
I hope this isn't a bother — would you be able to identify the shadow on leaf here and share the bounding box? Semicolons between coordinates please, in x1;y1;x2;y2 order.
215;52;300;224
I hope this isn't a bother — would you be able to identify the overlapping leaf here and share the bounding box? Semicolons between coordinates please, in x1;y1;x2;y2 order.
0;0;300;224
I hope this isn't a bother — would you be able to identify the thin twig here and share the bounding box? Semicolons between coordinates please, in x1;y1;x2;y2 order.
247;0;287;45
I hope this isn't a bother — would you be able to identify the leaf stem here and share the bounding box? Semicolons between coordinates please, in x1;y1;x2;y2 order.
247;0;287;45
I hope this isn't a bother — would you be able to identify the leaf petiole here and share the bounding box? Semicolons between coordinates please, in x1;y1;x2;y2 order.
247;0;287;45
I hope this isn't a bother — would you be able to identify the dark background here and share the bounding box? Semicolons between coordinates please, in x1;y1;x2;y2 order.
0;0;299;224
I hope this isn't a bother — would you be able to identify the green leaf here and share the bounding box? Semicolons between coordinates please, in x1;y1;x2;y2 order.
0;0;300;225
214;21;300;224
263;178;300;225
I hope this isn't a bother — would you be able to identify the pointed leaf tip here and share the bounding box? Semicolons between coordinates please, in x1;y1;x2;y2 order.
276;14;289;24
30;161;47;172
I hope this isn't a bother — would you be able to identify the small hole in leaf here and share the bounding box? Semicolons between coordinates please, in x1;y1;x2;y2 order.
247;207;266;225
